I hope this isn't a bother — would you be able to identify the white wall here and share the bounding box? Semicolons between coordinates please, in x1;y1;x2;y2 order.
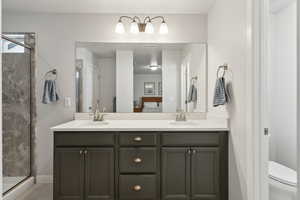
134;74;162;102
207;0;248;199
162;49;182;112
2;13;207;178
76;48;95;112
97;58;116;112
116;50;134;112
269;1;297;170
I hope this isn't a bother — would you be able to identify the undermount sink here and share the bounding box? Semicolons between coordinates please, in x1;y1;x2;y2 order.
79;120;109;126
169;121;200;126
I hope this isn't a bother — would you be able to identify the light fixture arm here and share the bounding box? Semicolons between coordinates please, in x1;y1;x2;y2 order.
133;16;142;23
143;16;151;23
118;16;134;22
119;16;143;23
149;16;166;23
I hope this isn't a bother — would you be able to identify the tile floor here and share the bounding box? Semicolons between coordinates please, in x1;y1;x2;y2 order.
19;184;52;200
3;176;27;193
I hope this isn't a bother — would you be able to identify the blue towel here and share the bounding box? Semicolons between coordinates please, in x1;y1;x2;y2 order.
188;84;197;103
213;77;228;107
42;80;59;104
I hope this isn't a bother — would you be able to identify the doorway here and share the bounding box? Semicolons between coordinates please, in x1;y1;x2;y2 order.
258;0;298;199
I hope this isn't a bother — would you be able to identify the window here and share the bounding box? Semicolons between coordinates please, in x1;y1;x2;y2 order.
2;34;25;53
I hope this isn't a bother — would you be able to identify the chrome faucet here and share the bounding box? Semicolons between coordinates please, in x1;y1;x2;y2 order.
93;100;106;121
176;109;187;121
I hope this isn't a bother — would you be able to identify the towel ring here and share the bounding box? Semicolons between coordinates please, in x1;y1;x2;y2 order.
44;69;57;80
190;76;198;84
217;68;225;78
216;64;228;78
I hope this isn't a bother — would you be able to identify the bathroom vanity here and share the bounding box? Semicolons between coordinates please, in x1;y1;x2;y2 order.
52;120;229;200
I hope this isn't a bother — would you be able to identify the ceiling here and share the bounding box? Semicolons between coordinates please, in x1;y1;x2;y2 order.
3;0;216;14
78;43;186;75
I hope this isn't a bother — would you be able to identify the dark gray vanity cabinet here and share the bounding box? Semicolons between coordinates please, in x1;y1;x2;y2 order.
161;148;220;200
54;132;115;200
190;147;220;200
54;131;228;200
85;148;114;200
118;133;159;200
161;148;190;200
54;148;85;200
161;132;227;200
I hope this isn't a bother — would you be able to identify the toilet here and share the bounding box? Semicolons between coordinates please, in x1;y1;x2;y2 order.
269;161;297;200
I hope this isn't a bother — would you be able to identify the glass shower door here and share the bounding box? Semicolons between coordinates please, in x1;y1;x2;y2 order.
2;35;32;194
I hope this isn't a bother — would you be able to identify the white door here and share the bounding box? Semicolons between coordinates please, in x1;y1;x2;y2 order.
259;0;270;199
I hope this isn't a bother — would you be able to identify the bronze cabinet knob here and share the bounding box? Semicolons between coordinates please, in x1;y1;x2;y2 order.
133;137;142;142
133;185;142;191
133;157;142;163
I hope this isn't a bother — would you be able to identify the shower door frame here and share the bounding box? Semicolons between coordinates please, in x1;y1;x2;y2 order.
1;33;36;195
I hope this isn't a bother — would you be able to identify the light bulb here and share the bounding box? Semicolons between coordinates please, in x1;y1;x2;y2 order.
150;66;158;71
130;21;139;34
145;22;154;34
159;21;168;34
115;21;125;34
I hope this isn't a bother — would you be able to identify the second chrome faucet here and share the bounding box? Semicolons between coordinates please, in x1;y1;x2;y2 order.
93;100;106;121
175;109;187;121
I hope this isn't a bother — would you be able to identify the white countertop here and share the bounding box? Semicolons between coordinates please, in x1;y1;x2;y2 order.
51;119;229;132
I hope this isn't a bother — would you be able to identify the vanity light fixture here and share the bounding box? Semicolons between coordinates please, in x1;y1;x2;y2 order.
148;53;161;71
115;16;168;34
149;65;160;71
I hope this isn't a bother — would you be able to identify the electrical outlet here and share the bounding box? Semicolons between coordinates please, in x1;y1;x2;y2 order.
64;97;72;107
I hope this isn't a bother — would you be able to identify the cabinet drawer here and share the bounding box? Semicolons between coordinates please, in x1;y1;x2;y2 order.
119;148;157;173
119;133;157;146
55;132;115;146
119;175;157;200
162;132;220;146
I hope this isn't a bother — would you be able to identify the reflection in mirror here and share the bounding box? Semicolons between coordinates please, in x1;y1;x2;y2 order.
133;47;162;113
75;43;207;113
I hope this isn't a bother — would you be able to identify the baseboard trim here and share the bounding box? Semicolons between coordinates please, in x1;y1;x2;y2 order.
3;177;35;200
36;175;53;184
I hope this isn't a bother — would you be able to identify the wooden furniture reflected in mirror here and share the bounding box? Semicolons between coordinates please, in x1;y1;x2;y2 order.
133;97;162;112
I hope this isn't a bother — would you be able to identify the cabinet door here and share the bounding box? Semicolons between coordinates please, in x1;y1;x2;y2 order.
191;148;220;200
85;148;114;200
162;148;190;200
54;148;84;200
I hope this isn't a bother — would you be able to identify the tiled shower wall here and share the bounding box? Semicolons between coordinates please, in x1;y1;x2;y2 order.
2;43;31;177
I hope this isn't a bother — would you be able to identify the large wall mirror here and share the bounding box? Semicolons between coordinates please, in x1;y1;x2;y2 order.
75;42;207;113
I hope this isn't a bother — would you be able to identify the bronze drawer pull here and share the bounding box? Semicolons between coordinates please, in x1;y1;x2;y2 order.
133;185;142;191
79;150;83;154
133;157;142;163
133;137;142;142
